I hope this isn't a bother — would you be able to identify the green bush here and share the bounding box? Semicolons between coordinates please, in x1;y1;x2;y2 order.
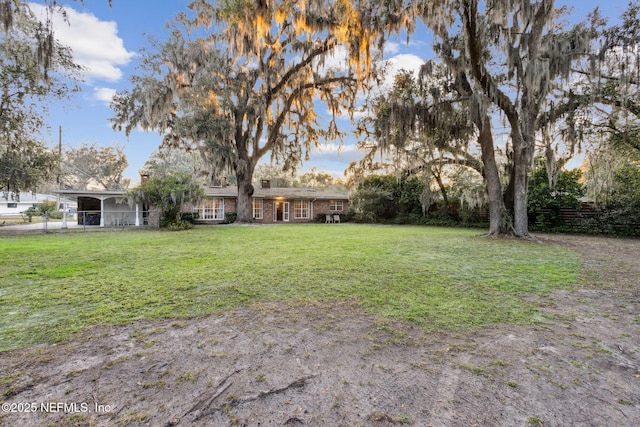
531;163;640;237
37;200;58;217
180;212;199;224
350;175;424;222
166;220;194;231
224;212;237;224
48;211;63;220
128;173;204;230
314;213;327;223
528;161;584;227
24;207;37;222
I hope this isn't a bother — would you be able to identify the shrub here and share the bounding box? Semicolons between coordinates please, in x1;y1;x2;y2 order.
350;175;425;222
164;219;194;231
528;161;584;227
24;207;37;222
128;173;204;230
224;212;237;224
48;211;63;220
350;185;394;221
531;163;640;237
180;212;199;224
314;213;327;223
36;200;58;217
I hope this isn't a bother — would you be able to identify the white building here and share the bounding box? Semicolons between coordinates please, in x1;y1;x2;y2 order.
0;192;58;216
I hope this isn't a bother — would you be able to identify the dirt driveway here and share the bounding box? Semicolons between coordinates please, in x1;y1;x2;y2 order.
1;233;639;426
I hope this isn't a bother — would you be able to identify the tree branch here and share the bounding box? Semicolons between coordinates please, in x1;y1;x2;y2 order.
571;67;640;86
256;75;356;160
462;1;521;136
265;39;337;107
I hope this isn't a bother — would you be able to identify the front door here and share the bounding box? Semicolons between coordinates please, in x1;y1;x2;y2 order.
272;201;290;222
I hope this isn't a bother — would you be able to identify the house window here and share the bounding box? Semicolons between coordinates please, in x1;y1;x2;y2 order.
196;198;224;220
7;203;17;208
329;200;343;211
294;200;310;219
253;199;263;219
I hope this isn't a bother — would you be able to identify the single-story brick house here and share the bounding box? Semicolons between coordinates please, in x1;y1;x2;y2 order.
193;180;349;224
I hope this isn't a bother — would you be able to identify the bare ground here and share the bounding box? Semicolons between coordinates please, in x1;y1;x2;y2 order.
1;233;639;427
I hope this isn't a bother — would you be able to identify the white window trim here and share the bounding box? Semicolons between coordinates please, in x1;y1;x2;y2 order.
195;198;225;220
215;199;225;220
294;200;311;219
329;200;344;211
253;198;263;219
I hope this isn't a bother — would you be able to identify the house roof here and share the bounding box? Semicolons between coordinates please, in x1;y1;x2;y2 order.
204;186;349;200
50;187;349;201
52;189;128;198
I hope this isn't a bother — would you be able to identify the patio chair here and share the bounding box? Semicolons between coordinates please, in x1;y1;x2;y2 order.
325;214;333;224
333;214;340;224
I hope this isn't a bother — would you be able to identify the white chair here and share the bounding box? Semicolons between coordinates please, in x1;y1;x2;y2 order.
333;214;340;224
325;214;333;224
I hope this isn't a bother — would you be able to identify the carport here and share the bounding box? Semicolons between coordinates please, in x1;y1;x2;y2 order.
52;190;145;228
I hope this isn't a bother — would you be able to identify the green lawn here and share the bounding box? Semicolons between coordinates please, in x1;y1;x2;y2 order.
0;225;580;352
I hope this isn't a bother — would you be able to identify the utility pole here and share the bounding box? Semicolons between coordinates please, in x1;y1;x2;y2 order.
58;126;68;229
55;126;62;209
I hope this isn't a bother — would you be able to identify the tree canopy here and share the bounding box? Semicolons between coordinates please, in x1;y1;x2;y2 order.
142;147;211;182
62;143;129;190
402;0;595;236
0;0;109;80
0;3;82;199
128;173;204;230
111;0;410;222
566;2;640;157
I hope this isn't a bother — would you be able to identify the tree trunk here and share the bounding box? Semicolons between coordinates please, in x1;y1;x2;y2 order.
235;157;255;223
512;137;530;237
503;165;515;219
432;170;450;208
478;115;506;236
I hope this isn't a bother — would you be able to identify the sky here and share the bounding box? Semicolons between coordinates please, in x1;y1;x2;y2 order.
30;0;630;185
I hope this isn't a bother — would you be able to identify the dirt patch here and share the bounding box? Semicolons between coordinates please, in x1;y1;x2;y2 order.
1;233;639;426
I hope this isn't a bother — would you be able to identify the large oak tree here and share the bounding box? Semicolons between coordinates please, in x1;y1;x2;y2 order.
416;0;594;236
0;3;81;199
112;0;409;222
567;2;640;158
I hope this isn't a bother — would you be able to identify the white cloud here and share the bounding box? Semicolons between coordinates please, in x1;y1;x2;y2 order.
310;143;363;163
93;87;117;105
303;143;363;177
356;53;425;103
384;41;401;55
383;53;425;86
30;4;135;82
